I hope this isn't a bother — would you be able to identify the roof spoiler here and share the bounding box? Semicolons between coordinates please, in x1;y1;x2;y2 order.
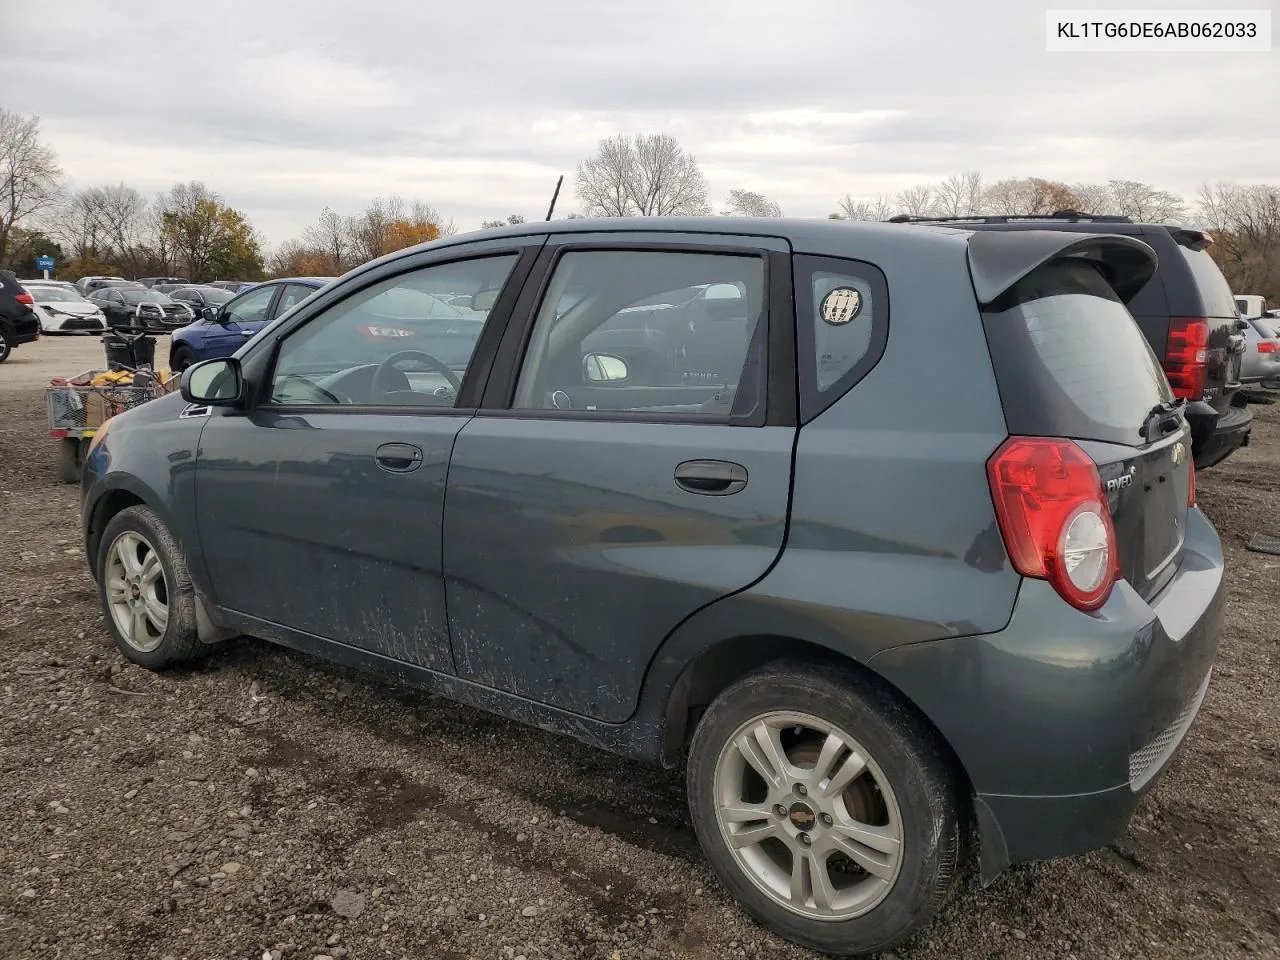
967;231;1158;306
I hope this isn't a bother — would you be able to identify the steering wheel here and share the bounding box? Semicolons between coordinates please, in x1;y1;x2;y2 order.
370;350;462;402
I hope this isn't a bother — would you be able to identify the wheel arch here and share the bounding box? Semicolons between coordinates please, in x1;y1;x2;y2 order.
657;633;975;813
85;486;149;576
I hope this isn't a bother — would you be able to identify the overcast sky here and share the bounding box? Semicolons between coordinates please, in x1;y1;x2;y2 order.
5;0;1276;247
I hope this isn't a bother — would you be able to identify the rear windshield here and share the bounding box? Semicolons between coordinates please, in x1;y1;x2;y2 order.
983;258;1173;447
1176;243;1237;318
1251;317;1277;338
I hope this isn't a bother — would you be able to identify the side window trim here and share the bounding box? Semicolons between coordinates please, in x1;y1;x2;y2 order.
250;249;539;414
793;254;890;424
479;236;796;428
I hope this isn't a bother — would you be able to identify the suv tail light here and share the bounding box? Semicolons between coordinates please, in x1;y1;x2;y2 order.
1164;317;1209;399
15;292;33;305
1258;341;1277;354
987;437;1120;611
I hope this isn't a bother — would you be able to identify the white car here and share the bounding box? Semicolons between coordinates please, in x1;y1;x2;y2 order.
23;282;107;334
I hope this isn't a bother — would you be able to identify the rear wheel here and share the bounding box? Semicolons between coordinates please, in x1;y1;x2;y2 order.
169;345;197;372
56;437;88;484
687;662;963;957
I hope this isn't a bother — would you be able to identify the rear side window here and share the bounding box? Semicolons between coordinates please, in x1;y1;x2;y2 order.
1176;243;1237;319
983;258;1172;447
793;254;889;422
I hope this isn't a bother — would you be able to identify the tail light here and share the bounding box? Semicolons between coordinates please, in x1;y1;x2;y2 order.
1164;317;1209;399
15;292;33;305
987;437;1119;612
357;324;417;341
1258;341;1277;354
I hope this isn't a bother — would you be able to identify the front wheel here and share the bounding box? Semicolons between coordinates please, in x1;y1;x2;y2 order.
169;345;197;372
0;330;10;363
687;662;963;957
96;505;207;669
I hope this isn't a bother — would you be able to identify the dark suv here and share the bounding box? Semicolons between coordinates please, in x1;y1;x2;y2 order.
79;218;1223;956
889;212;1250;469
0;270;41;362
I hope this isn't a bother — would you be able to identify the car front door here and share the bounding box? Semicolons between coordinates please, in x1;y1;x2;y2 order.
442;234;797;721
193;239;541;670
203;284;280;356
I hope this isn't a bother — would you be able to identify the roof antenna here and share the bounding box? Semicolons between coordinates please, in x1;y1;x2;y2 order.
545;175;564;221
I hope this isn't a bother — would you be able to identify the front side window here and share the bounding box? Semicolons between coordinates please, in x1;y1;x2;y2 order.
512;250;766;420
269;254;517;408
224;285;277;324
278;283;318;314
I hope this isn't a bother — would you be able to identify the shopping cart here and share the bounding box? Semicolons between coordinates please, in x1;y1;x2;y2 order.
46;367;177;483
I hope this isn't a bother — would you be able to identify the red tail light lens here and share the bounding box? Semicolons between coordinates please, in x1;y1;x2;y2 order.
987;437;1120;611
1164;317;1209;400
15;292;34;305
357;324;417;341
1258;341;1277;354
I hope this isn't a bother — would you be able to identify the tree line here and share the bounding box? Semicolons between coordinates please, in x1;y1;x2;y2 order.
3;107;1277;302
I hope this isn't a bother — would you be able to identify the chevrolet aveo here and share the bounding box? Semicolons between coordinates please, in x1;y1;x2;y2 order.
81;218;1223;956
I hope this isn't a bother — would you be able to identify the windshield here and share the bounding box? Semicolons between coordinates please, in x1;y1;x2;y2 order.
29;286;88;303
122;290;171;305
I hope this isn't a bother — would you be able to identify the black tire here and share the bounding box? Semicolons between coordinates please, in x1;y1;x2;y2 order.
96;504;207;669
687;661;963;957
56;437;87;484
170;345;197;372
0;329;10;363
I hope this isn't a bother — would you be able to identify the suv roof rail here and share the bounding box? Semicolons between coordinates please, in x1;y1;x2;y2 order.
885;210;1135;225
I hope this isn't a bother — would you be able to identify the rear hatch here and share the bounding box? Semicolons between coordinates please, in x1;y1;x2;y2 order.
980;253;1192;602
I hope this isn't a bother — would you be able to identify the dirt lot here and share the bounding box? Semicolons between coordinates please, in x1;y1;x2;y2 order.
1;336;1277;960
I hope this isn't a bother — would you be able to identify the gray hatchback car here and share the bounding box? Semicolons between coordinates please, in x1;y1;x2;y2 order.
81;218;1223;956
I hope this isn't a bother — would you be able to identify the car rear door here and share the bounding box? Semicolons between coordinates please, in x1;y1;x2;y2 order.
205;283;280;356
441;232;798;722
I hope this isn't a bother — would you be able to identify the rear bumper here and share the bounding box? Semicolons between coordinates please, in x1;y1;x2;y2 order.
869;507;1224;878
4;324;40;346
1191;402;1251;470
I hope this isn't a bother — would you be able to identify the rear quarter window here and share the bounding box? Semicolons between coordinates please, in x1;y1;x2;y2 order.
793;254;889;423
1176;244;1238;319
982;258;1173;447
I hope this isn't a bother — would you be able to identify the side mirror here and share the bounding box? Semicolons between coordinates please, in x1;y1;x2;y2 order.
201;305;219;322
584;353;629;383
181;357;243;405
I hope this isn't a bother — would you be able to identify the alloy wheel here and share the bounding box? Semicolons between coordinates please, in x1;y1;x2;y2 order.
104;531;169;653
713;710;904;921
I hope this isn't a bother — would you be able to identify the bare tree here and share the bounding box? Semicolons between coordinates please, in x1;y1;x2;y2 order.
723;189;782;217
933;171;984;217
0;109;61;264
1198;182;1280;301
894;183;937;218
89;184;149;274
1069;182;1113;215
302;206;354;273
835;194;894;221
1104;180;1186;222
575;134;709;217
982;177;1081;216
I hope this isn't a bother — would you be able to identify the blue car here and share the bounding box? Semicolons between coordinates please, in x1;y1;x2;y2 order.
167;277;334;371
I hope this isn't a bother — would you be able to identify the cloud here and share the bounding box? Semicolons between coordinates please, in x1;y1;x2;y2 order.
4;0;1276;243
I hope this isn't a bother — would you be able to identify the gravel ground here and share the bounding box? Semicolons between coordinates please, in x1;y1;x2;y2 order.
1;337;1278;960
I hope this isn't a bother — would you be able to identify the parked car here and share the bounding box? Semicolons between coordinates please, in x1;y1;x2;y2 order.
81;218;1223;957
0;269;40;361
1235;294;1269;319
22;281;107;334
88;286;194;331
166;285;235;316
166;276;332;371
75;275;129;295
1241;315;1280;387
208;280;259;293
138;276;189;289
23;279;79;295
889;212;1251;470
